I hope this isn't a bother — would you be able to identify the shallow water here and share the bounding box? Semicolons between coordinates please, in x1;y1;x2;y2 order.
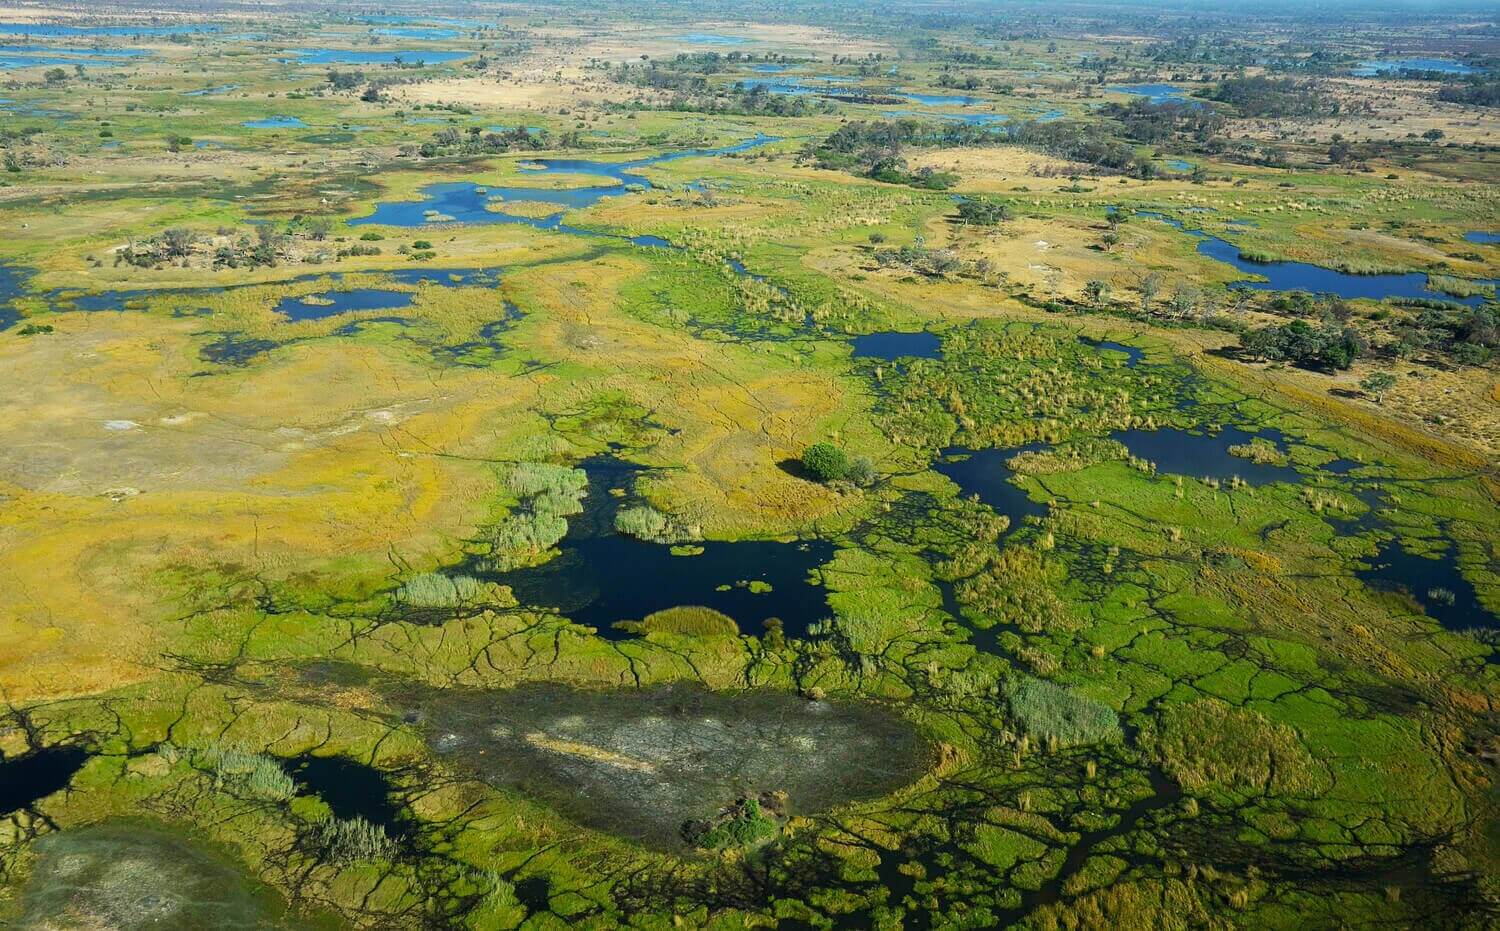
1464;231;1500;245
0;22;220;36
935;445;1051;528
1077;335;1144;367
396;680;927;849
242;116;305;129
672;33;749;45
286;48;470;64
477;457;833;637
1137;211;1498;305
1353;58;1483;76
1110;83;1195;104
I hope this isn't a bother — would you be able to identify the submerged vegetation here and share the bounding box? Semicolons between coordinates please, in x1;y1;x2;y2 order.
0;1;1495;929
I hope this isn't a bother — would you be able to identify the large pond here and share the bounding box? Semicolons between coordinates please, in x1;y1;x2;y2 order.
476;458;833;638
352;135;777;231
14;821;300;929
273;288;414;321
393;680;927;850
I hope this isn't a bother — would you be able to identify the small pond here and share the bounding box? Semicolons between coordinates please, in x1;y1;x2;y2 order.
1077;335;1144;367
289;754;405;833
672;33;749;45
1463;231;1500;245
851;330;942;360
395;680;927;850
273;288;415;321
1109;83;1198;104
1357;539;1497;633
935;444;1051;529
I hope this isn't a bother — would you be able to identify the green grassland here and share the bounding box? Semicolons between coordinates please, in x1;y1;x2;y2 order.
0;9;1497;931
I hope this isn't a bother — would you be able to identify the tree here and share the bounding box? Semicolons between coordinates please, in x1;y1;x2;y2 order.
1359;372;1397;402
801;443;849;483
1139;272;1163;315
161;227;197;258
44;67;67;85
846;456;877;487
1084;280;1110;306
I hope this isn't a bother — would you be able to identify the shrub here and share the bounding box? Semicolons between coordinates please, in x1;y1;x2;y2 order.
845;455;877;487
690;798;778;849
507;462;586;498
200;745;296;800
615;504;668;539
639;606;739;637
318;816;395;863
396;572;487;608
802;442;849;483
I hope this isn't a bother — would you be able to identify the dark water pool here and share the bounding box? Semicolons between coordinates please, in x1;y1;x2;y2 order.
1112;426;1300;485
0;745;88;816
477;458;832;637
851;330;942;360
1357;539;1496;632
289;754;404;833
1078;335;1144;367
935;445;1051;529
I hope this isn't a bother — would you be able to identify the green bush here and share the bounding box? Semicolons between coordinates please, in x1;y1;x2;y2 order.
1004;676;1121;747
615;504;668;539
507;462;587;498
318;816;395;863
199;745;296;800
396;572;487;608
639;606;739;637
802;442;849;483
